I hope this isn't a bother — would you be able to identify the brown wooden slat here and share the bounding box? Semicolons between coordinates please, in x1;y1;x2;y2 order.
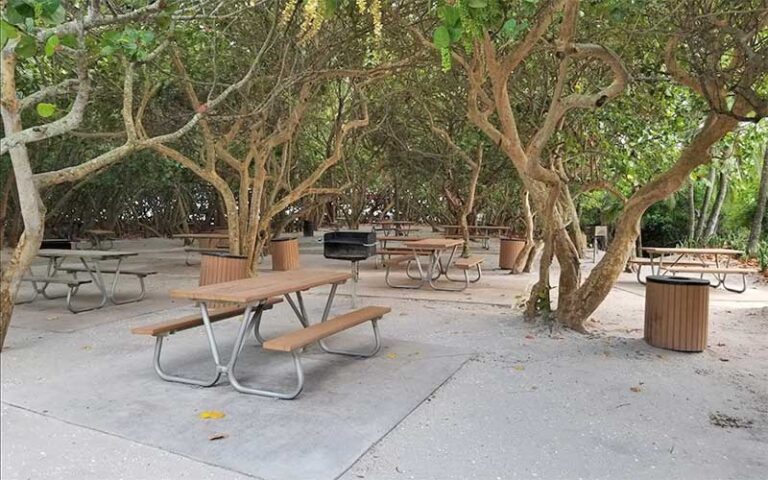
170;270;352;304
665;266;759;274
262;306;391;352
454;256;485;269
644;280;709;352
271;238;300;271
131;298;282;336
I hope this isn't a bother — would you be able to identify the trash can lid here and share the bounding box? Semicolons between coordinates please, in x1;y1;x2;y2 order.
646;275;710;286
201;251;246;259
271;235;298;242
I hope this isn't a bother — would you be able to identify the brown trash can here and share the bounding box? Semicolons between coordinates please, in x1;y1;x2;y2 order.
499;237;526;270
270;237;300;271
644;275;710;352
199;252;249;308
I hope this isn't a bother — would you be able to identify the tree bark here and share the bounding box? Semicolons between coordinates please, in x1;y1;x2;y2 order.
703;171;728;241
695;166;716;241
687;180;696;241
747;146;768;255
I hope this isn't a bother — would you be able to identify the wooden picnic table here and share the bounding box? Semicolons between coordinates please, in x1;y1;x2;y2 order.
34;249;147;312
168;269;355;397
83;229;116;250
641;247;745;290
385;238;469;291
372;220;413;236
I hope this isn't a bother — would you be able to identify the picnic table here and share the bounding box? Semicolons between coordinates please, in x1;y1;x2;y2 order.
18;249;155;312
439;225;509;249
384;238;484;291
173;233;230;265
638;247;755;293
143;269;389;399
83;229;116;250
372;220;413;237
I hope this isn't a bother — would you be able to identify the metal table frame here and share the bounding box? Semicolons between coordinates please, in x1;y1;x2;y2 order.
386;240;472;291
36;250;141;312
641;247;741;289
156;275;377;399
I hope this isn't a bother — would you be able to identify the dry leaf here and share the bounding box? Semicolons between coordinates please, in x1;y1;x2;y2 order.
630;386;642;393
386;352;398;359
198;410;226;420
208;433;228;441
512;365;525;371
82;345;92;351
525;335;535;340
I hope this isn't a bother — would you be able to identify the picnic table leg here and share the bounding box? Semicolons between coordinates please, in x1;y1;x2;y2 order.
40;256;75;299
108;258;148;305
228;302;305;399
428;246;469;291
67;258;109;312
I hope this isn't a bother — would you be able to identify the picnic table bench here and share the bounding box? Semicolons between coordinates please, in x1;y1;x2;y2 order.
132;270;391;399
637;247;757;293
17;249;155;313
385;238;483;291
82;229;116;250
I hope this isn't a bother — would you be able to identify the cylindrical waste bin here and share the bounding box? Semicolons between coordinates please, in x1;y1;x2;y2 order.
644;275;710;352
303;220;315;237
499;237;526;270
271;237;300;271
200;252;249;308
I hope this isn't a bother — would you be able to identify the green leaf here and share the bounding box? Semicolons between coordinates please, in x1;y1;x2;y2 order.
14;34;36;58
323;0;338;16
433;25;451;49
59;33;77;48
501;18;518;38
438;5;460;27
44;34;59;56
468;0;487;8
1;20;20;48
47;5;67;24
448;26;462;43
36;102;57;118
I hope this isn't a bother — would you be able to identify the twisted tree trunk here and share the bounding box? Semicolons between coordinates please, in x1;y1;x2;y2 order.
747;146;768;255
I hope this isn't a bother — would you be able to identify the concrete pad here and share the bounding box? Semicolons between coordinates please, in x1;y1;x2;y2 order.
2;299;468;480
1;404;253;480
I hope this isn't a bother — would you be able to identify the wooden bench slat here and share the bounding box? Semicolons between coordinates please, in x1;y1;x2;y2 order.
454;256;485;269
262;306;391;352
131;298;282;336
665;266;759;274
184;247;229;253
61;267;157;276
628;258;708;266
445;234;491;240
22;276;91;286
382;255;415;267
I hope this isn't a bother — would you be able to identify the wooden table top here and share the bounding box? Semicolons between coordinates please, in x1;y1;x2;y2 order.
643;247;743;256
377;236;412;242
38;249;137;259
404;238;464;250
172;233;229;239
169;269;353;304
440;225;510;230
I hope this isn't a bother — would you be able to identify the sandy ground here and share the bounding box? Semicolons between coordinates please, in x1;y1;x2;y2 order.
1;233;767;480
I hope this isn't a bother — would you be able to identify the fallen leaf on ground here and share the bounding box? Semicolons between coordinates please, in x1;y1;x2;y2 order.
630;386;642;393
386;352;398;359
525;335;535;340
719;358;730;362
82;345;92;351
208;433;228;441
512;365;525;371
198;410;226;420
717;343;726;347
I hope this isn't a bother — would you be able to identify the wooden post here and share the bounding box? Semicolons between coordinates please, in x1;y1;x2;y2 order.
644;276;710;352
271;237;300;271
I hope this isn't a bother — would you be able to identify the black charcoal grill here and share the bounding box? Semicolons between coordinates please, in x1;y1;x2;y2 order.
323;231;377;307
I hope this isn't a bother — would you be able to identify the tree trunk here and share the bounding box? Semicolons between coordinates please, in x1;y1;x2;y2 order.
703;171;728;241
747;146;768;255
0;46;46;351
0;169;15;248
695;166;716;241
556;113;738;330
687;180;696;241
513;189;535;273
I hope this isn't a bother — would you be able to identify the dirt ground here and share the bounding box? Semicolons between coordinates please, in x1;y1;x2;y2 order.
1;234;766;480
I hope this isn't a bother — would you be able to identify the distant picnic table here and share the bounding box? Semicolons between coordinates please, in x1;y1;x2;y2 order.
384;238;484;291
634;247;757;293
18;249;155;313
173;233;230;265
83;229;116;250
372;220;413;237
439;225;511;249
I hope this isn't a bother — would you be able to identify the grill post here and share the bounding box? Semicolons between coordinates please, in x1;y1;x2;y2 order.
350;261;360;308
